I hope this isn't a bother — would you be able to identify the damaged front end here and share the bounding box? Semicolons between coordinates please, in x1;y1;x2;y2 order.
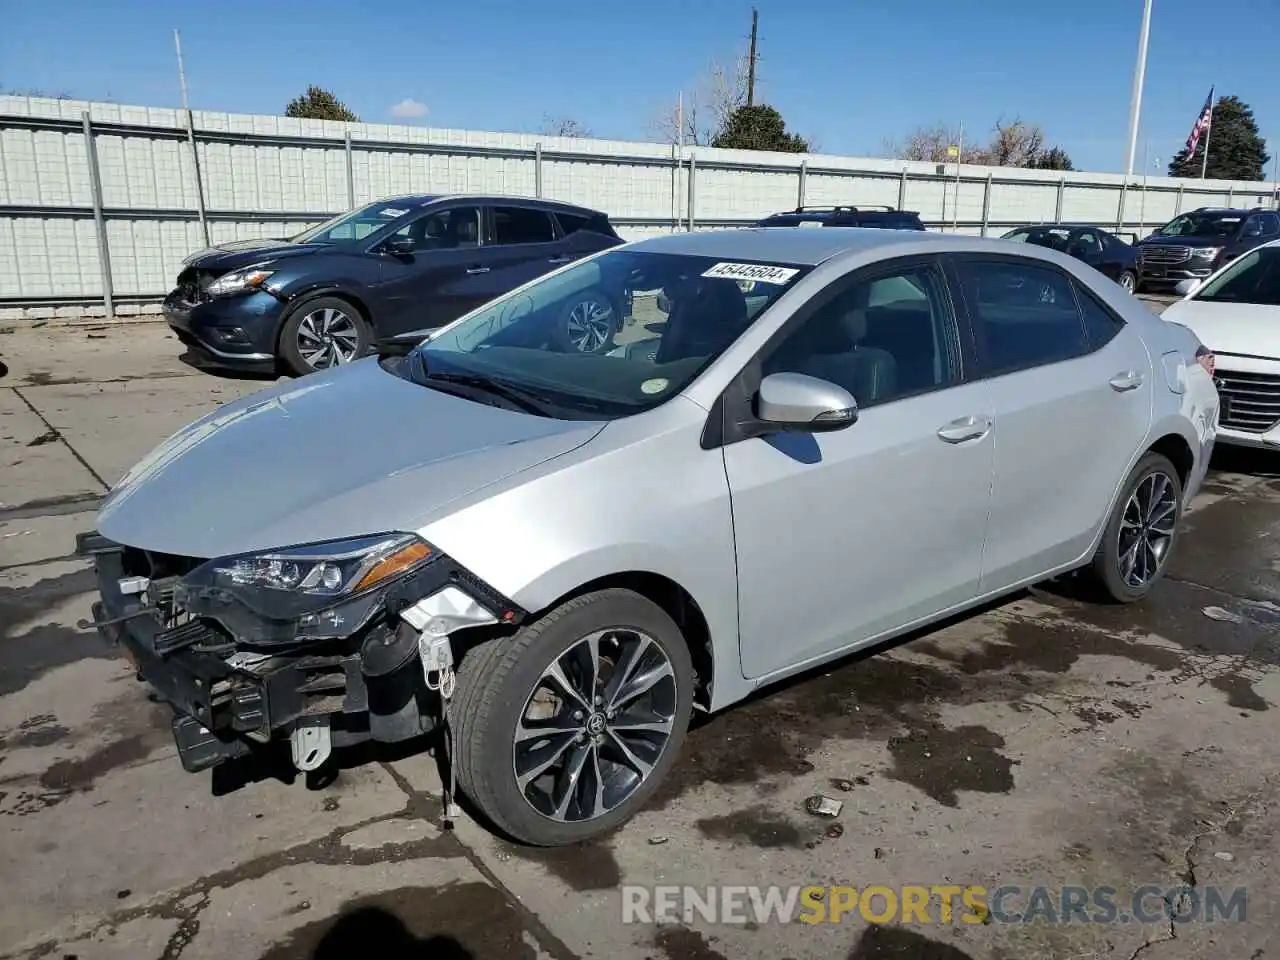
76;530;524;776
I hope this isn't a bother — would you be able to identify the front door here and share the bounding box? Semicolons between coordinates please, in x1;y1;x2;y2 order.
371;204;485;336
950;256;1154;591
725;258;996;680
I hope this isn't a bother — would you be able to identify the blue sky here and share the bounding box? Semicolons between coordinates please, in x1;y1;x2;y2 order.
3;0;1276;175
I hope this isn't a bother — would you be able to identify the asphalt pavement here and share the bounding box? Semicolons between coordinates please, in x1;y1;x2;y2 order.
1;318;1278;960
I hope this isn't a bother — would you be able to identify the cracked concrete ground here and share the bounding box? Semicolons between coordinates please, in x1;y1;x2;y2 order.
1;320;1278;960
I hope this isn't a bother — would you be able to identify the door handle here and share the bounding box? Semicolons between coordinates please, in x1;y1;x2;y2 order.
465;266;490;275
937;415;992;444
1109;370;1144;391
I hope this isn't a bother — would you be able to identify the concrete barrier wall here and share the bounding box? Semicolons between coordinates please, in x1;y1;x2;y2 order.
2;95;1277;318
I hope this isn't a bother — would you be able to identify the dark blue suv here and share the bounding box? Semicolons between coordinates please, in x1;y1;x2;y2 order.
165;195;624;375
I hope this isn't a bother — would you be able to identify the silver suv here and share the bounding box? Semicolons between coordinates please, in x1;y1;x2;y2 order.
80;227;1220;846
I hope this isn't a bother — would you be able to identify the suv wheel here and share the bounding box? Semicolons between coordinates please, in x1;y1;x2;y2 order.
554;290;618;354
1087;452;1182;602
279;296;371;376
1118;270;1137;294
451;589;694;846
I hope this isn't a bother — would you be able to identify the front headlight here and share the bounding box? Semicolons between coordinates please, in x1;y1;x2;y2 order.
1191;247;1222;259
207;265;275;297
180;533;432;628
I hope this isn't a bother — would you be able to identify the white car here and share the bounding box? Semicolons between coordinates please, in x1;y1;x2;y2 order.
1163;238;1280;450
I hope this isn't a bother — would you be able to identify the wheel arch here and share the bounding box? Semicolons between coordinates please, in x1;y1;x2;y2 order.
530;570;717;712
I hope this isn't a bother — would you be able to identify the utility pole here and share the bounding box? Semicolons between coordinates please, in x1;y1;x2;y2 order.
746;7;759;107
1123;0;1153;176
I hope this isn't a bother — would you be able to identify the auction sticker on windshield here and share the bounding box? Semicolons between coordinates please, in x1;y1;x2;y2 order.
702;262;800;285
379;207;409;217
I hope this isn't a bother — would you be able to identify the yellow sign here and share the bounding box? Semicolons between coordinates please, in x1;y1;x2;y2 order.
945;145;960;158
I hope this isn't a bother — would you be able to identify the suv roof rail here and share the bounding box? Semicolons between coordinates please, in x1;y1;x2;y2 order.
790;204;900;214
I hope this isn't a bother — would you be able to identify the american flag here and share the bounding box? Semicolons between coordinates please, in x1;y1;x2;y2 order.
1185;87;1215;155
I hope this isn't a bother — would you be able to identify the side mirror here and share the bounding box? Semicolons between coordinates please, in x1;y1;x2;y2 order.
382;237;416;256
1174;278;1202;297
756;372;858;432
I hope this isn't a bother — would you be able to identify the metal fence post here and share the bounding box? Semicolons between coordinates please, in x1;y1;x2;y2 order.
534;143;543;198
183;108;210;247
980;173;992;236
687;154;697;231
1227;184;1234;206
1115;182;1128;232
1176;183;1185;214
898;168;907;211
344;128;355;208
797;160;807;209
81;111;115;321
1055;176;1066;221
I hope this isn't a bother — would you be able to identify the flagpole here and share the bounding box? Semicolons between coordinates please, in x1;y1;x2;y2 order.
1124;0;1154;176
1199;98;1214;179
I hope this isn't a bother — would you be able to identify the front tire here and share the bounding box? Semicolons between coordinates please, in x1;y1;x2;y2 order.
1118;270;1138;294
452;589;694;846
1087;452;1183;602
278;296;371;376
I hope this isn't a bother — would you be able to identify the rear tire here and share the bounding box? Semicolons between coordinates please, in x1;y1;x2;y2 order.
452;589;694;846
278;296;371;376
1086;452;1183;603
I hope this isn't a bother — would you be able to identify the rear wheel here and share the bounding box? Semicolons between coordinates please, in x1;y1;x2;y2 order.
278;296;371;376
1087;452;1183;602
452;589;694;846
552;289;618;354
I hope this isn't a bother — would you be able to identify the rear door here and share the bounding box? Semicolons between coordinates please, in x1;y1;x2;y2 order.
950;255;1153;592
480;205;568;295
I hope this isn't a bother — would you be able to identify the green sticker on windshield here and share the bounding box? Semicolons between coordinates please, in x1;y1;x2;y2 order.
641;378;669;395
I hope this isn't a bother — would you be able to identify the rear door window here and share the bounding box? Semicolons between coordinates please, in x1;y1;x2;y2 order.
955;259;1088;376
490;206;557;245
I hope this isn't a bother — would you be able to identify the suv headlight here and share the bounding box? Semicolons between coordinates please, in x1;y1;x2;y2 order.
180;533;432;625
207;266;275;297
1191;247;1222;259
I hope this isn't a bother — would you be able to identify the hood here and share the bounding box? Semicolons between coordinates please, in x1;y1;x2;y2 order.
97;360;605;559
183;237;319;272
1162;299;1280;359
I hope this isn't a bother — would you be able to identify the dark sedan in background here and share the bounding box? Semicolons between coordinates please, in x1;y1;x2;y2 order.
1001;223;1139;293
164;195;625;375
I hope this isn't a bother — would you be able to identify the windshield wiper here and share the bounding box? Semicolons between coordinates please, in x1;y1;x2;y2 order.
421;370;557;415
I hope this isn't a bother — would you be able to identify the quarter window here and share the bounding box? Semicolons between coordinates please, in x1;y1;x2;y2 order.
762;262;960;407
491;207;557;245
1074;283;1125;350
1258;213;1280;237
956;260;1087;374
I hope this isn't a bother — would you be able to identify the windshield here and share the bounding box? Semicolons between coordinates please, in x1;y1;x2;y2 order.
1194;247;1280;306
405;249;812;419
291;201;420;244
1155;212;1243;239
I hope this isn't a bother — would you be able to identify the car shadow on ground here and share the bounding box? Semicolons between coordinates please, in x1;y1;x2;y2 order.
178;350;282;382
290;907;472;960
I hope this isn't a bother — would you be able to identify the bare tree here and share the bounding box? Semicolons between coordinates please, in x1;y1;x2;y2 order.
650;54;750;146
883;123;985;164
539;115;592;138
985;117;1046;167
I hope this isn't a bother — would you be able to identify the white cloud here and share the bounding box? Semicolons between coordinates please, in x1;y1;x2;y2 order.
390;98;428;119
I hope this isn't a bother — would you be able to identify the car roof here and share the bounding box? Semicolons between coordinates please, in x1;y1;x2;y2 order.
626;226;958;266
372;193;605;216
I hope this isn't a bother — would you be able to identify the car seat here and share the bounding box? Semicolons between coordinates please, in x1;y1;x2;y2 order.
654;279;750;364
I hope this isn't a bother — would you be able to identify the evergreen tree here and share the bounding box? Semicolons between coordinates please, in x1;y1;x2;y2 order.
1168;95;1269;181
712;104;808;153
285;86;359;122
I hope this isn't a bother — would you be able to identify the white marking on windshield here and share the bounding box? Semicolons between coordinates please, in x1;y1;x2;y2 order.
702;262;800;285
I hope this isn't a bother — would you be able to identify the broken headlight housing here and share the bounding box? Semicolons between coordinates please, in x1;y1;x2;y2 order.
179;533;434;640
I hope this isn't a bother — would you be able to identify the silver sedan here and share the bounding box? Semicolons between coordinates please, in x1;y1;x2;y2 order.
82;226;1221;846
